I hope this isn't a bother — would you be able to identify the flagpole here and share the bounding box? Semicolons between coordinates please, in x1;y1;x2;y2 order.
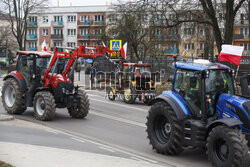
235;65;240;79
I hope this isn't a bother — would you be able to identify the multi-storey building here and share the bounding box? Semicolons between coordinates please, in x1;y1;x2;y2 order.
26;6;110;51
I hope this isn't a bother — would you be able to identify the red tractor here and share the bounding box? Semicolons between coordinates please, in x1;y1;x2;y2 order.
1;48;90;121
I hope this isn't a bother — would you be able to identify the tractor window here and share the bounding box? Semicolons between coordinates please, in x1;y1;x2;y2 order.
205;70;234;115
135;66;151;78
174;69;202;118
17;54;34;87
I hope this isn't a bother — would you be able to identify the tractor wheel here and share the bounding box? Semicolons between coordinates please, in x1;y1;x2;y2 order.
207;125;248;167
2;78;26;114
107;87;116;101
33;91;56;121
68;90;89;118
146;101;184;155
123;84;136;104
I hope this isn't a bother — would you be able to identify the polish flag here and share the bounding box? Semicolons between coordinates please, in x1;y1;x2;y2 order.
102;41;114;53
42;40;47;51
120;42;127;59
219;45;244;66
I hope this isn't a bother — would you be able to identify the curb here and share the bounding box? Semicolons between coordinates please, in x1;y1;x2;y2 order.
0;114;14;121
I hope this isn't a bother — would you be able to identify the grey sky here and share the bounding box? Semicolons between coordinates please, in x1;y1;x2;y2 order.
50;0;120;6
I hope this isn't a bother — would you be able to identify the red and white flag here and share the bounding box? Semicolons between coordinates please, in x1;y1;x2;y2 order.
42;39;47;51
219;44;244;66
102;41;114;53
120;42;127;59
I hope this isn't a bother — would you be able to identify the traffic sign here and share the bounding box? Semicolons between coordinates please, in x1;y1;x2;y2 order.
110;40;122;50
183;50;188;56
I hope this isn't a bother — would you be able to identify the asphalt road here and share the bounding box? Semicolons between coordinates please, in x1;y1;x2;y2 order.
0;72;212;167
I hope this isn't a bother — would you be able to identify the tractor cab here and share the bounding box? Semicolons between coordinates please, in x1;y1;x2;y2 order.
172;60;234;119
16;51;52;88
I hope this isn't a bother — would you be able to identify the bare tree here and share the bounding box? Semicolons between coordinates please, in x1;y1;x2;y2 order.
0;0;48;50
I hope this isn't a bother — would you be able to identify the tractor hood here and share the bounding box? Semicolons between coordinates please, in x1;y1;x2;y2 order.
48;73;71;88
216;94;250;132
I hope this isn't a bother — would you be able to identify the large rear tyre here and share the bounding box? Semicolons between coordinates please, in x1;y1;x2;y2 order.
2;78;26;114
207;125;248;167
146;102;184;155
68;90;89;118
33;91;56;121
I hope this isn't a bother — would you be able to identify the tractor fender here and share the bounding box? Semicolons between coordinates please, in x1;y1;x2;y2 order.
35;87;51;93
3;72;27;93
149;94;189;120
206;118;243;137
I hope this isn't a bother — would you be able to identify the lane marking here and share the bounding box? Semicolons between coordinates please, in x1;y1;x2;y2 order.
91;111;146;128
89;97;148;112
99;146;116;153
71;137;86;143
45;129;58;134
49;128;158;164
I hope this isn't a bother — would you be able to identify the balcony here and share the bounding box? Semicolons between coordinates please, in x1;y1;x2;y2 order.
27;21;37;27
158;34;163;39
92;34;102;40
165;49;179;54
92;21;104;26
51;21;63;27
27;34;37;40
78;20;92;26
165;34;179;41
51;34;63;40
77;34;90;40
233;34;244;40
29;48;37;51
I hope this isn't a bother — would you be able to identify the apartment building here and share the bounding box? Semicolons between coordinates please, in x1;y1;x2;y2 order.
26;6;110;51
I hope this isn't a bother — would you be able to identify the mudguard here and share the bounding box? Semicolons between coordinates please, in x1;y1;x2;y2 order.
149;91;192;120
3;71;27;93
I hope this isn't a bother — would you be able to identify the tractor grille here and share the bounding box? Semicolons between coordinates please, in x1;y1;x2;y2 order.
53;82;74;102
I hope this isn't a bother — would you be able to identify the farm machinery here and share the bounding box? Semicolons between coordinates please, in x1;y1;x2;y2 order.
107;62;156;104
1;46;100;121
146;59;249;166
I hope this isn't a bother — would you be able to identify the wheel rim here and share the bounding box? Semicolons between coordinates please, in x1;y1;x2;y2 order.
214;138;229;162
4;85;16;107
36;97;45;116
124;88;131;101
109;90;114;99
154;115;171;144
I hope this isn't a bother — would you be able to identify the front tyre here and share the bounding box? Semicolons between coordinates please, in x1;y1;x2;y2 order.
68;90;89;118
146;102;183;155
33;91;56;121
107;87;116;101
2;78;26;114
207;125;248;167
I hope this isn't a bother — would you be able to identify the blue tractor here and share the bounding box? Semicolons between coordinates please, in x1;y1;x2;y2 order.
146;60;249;167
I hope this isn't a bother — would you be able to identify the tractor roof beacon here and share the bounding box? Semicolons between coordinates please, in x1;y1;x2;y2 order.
1;49;89;121
146;60;250;167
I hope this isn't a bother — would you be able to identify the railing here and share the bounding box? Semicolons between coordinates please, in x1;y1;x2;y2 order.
233;34;244;39
165;49;179;54
29;48;37;51
28;21;37;26
51;34;63;39
51;21;63;27
78;20;91;26
77;34;89;39
29;34;37;39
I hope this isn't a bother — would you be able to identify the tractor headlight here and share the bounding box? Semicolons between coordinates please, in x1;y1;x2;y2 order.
62;88;66;93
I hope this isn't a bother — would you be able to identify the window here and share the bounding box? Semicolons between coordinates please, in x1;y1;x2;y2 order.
94;15;104;21
53;29;63;35
184;43;194;50
29;16;37;22
67;42;76;47
42;29;48;36
93;29;102;35
240;43;249;51
28;42;37;48
54;16;63;22
43;16;48;23
184;28;195;35
80;42;89;46
67;29;76;36
240;28;249;35
67;15;76;22
80;29;89;35
199;28;205;36
167;43;178;49
28;29;37;35
153;29;161;35
54;42;62;47
155;44;162;50
199;43;204;50
80;15;89;22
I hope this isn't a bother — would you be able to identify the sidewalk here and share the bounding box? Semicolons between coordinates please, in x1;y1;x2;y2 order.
0;142;165;167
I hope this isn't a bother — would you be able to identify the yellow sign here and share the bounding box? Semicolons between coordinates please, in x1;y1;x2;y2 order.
183;50;188;56
110;40;122;50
